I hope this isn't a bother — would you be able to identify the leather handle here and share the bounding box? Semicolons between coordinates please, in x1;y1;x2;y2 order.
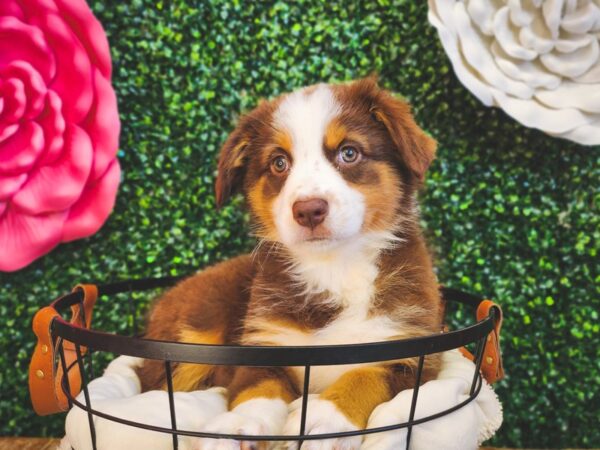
460;299;505;384
29;284;98;416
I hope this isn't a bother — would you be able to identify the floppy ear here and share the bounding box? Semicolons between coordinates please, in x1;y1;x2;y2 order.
215;126;249;208
356;78;437;182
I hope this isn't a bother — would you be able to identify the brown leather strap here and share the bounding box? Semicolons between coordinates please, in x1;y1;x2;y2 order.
29;284;98;415
29;306;62;415
460;299;505;384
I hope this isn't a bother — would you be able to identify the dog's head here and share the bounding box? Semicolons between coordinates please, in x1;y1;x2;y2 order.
215;78;436;251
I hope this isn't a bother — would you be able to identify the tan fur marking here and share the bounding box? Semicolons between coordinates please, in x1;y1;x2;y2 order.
248;177;278;240
320;367;394;428
351;162;402;232
346;132;370;149
242;317;310;346
230;141;248;168
324;119;347;150
302;85;319;96
167;329;222;392
230;378;296;409
179;328;223;345
274;129;292;152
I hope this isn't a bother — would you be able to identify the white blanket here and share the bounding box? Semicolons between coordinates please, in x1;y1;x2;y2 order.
60;350;502;450
58;357;227;450
362;349;503;450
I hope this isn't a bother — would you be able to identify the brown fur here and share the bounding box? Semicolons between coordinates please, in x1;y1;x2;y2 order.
136;78;442;441
321;367;398;428
135;254;254;391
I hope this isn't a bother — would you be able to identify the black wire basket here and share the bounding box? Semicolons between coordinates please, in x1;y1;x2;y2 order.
29;276;502;450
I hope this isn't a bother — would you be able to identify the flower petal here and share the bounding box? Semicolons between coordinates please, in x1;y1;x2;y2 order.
466;0;498;35
574;60;600;84
38;90;66;165
519;15;554;54
493;6;538;61
0;78;26;123
561;1;600;34
535;81;600;113
62;159;120;242
0;16;56;83
0;61;47;120
564;0;577;14
18;0;59;14
0;206;66;272
0;0;26;20
0;121;44;174
492;89;592;134
54;0;112;79
12;125;92;215
0;123;18;143
540;38;599;78
554;33;593;54
491;41;561;90
0;173;27;201
507;0;536;28
542;0;563;40
556;118;600;145
29;12;93;123
83;68;120;182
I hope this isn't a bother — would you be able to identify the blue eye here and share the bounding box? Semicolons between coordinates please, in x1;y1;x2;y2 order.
271;155;289;174
339;145;360;163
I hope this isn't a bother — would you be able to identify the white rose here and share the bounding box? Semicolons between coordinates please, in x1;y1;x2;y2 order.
428;0;600;145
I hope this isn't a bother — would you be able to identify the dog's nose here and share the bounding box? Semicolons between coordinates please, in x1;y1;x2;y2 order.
292;198;329;229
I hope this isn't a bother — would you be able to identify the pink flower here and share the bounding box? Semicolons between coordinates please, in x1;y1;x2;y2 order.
0;0;120;272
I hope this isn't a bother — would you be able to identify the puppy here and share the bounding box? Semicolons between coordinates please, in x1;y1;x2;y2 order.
135;78;442;450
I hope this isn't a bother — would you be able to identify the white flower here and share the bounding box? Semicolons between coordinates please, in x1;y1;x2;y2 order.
428;0;600;145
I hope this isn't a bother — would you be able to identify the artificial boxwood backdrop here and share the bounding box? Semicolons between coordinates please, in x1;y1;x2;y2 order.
1;1;598;447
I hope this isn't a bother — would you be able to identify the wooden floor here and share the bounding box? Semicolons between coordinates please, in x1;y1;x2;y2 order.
0;438;594;450
0;438;61;449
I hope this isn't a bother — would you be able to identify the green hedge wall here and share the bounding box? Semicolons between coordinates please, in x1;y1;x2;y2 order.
1;1;598;447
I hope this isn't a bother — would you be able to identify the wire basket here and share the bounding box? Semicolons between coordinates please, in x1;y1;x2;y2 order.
29;276;503;450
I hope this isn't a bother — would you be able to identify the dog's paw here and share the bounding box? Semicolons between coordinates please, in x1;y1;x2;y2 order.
360;393;409;450
279;397;361;450
193;398;288;450
193;411;265;450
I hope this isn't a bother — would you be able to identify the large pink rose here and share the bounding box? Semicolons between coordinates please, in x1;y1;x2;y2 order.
0;0;120;272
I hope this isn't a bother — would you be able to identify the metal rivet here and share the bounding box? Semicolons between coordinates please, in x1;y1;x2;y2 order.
486;356;494;365
41;344;49;354
35;369;45;379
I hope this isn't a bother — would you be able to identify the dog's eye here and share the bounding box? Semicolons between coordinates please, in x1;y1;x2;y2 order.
270;155;290;175
339;145;361;164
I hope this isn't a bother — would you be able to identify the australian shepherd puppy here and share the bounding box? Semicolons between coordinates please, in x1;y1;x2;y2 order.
136;78;442;450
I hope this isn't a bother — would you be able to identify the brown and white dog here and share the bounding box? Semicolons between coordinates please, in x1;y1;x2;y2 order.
136;78;442;450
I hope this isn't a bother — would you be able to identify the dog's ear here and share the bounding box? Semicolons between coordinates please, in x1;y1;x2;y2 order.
215;125;250;208
215;99;277;207
352;78;437;182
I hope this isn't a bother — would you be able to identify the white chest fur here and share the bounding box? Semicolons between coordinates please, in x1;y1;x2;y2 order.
249;234;404;392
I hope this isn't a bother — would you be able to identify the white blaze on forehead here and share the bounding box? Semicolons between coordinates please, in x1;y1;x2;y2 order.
274;84;341;159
